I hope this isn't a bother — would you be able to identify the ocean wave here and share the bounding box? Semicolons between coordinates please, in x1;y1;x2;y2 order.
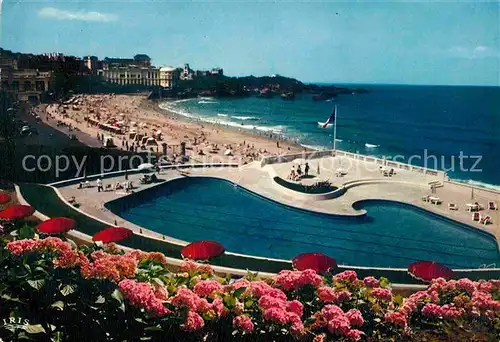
453;179;500;192
231;116;258;121
170;98;195;104
217;113;228;117
365;143;379;148
159;103;284;134
335;138;343;142
198;100;218;104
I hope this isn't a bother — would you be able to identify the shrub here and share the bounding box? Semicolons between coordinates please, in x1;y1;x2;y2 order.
0;237;498;341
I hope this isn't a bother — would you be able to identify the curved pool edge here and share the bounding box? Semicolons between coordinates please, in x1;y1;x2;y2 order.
352;198;500;253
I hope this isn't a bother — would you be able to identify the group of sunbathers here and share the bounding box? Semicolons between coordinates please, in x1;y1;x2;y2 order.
287;163;310;181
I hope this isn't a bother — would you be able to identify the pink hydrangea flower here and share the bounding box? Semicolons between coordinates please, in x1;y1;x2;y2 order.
263;307;288;324
363;276;380;288
371;288;392;301
193;280;223;297
118;279;170;316
345;309;364;327
233;315;254;333
317;287;350;303
227;278;251;291
334;270;357;283
477;281;494;293
287;300;304;317
6;239;37;256
346;329;363;342
170;287;211;313
327;315;351;335
321;304;345;321
313;334;326;342
384;312;407;327
259;295;286;311
211;298;228;317
275;269;322;291
441;304;465;319
421;303;443;317
456;278;476;293
182;310;204;331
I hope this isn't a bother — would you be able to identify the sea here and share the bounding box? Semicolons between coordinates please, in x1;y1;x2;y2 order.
159;84;500;190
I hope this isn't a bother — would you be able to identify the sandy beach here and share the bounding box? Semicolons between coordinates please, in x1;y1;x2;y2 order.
36;93;303;165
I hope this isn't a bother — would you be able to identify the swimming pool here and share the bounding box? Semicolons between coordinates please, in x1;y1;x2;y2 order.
106;177;500;269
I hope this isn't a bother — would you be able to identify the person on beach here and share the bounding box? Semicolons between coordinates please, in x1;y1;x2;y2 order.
297;165;302;178
305;162;310;176
97;178;103;192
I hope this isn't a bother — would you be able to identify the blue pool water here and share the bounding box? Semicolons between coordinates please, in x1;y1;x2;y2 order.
108;177;500;268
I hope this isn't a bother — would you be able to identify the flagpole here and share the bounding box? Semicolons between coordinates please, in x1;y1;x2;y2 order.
333;105;337;152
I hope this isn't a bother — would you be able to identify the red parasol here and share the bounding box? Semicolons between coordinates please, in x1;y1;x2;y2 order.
181;240;225;261
0;193;11;205
408;261;454;282
292;252;337;274
0;205;35;220
92;226;133;243
36;217;77;235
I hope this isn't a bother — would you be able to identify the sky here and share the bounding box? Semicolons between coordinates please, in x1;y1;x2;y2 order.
1;0;499;86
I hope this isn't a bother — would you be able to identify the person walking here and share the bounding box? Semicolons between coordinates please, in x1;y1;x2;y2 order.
305;162;310;176
97;178;103;192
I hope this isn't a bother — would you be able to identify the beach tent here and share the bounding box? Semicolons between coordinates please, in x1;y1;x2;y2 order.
146;138;158;146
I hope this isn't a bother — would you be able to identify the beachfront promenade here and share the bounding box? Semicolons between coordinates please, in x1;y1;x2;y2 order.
53;152;500;250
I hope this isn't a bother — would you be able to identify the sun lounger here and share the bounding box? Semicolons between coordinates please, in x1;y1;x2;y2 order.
472;212;480;221
448;203;458;210
488;201;498;210
480;215;492;225
429;196;441;205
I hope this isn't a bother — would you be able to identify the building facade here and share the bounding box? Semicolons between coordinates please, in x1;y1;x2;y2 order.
159;66;178;88
84;56;99;75
101;66;161;86
0;59;52;103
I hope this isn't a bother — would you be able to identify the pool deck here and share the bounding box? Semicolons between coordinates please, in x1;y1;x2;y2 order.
56;155;500;251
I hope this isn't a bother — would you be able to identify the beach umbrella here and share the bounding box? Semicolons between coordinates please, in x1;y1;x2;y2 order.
292;252;337;274
0;193;11;205
137;163;154;171
92;226;133;243
408;261;454;282
181;240;225;261
36;217;76;235
0;205;35;220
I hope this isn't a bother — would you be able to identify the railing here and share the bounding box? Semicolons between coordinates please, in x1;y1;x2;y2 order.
261;149;445;178
261;150;334;167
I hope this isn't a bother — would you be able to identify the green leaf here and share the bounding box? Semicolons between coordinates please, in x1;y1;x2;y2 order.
23;324;46;334
60;284;75;296
152;278;165;287
111;289;124;303
244;299;254;309
51;301;65;310
27;279;45;290
19;224;35;239
223;295;236;308
144;326;163;331
233;287;246;299
394;294;404;306
95;295;105;304
1;294;26;304
379;277;390;288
